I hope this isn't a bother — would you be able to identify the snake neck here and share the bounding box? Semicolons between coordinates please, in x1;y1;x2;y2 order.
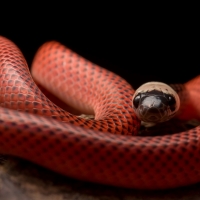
171;76;200;121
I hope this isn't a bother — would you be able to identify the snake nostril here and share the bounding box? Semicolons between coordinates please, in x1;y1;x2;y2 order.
138;105;146;115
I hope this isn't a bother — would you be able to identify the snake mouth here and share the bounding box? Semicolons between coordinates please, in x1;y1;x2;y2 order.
138;106;169;123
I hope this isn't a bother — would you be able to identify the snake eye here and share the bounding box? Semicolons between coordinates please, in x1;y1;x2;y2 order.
166;94;176;111
133;94;141;109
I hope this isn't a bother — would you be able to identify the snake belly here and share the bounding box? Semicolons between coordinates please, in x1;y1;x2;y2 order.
0;36;200;190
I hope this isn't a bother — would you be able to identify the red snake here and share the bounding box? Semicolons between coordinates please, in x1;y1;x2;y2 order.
0;36;200;190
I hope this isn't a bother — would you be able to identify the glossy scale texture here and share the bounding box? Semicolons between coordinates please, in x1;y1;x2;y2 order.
0;36;200;189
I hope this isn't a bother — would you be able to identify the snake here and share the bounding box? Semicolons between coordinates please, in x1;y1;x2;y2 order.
0;36;200;190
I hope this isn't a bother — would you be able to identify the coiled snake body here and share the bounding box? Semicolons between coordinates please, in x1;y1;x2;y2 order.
0;36;200;190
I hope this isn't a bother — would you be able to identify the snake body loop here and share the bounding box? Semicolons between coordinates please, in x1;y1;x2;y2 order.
0;36;200;190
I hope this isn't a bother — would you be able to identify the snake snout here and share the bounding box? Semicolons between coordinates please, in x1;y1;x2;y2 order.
139;105;167;123
135;95;169;123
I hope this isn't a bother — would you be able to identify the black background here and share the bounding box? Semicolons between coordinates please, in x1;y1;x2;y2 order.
1;4;199;89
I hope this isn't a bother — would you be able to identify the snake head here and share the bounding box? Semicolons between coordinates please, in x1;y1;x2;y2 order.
132;82;180;124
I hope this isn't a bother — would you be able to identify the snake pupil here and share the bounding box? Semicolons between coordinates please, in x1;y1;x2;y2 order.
133;94;141;109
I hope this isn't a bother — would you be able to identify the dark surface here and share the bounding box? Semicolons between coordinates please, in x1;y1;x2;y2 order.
1;156;200;200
